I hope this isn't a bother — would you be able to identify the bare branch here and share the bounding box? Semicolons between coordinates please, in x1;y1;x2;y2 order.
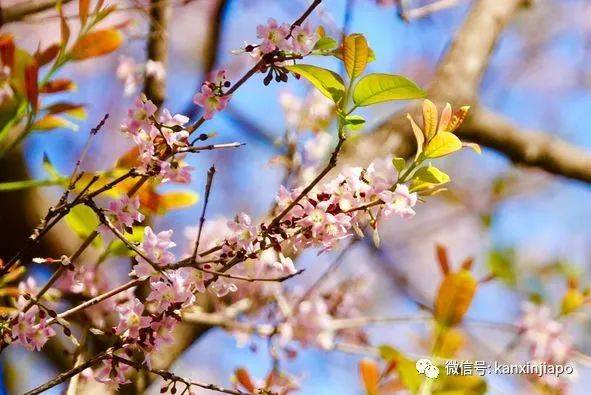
0;0;73;26
143;0;171;106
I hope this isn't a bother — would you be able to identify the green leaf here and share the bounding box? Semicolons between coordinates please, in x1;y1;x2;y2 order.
65;205;100;242
343;33;369;79
107;226;145;256
424;132;462;158
413;164;450;185
353;73;425;107
486;249;516;286
285;64;345;103
312;36;338;54
392;157;405;173
344;114;365;131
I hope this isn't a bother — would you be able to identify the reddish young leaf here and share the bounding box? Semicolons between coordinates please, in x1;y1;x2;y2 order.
0;34;15;69
24;62;39;111
35;44;60;66
115;146;141;168
71;29;123;60
40;79;76;93
434;270;477;327
234;368;256;392
436;244;450;274
58;2;70;47
79;0;91;26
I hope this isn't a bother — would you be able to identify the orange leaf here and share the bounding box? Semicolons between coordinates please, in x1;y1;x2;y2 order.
436;244;450;274
444;106;470;133
359;358;380;395
438;103;452;133
40;78;76;93
33;114;77;131
434;270;477;327
422;99;438;141
24;62;39;110
157;191;199;213
71;29;123;60
116;146;141;168
58;2;70;46
234;368;256;392
343;33;369;79
79;0;91;26
36;44;60;66
0;34;15;69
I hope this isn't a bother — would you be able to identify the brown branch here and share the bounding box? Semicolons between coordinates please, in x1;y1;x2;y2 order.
24;350;111;395
0;0;73;26
143;0;171;107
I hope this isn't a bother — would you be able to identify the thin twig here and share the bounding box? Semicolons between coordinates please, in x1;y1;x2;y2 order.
192;166;216;261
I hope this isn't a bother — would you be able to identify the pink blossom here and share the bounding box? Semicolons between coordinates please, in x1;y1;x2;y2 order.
279;298;333;349
146;272;195;312
116;56;141;96
271;253;297;275
150;315;177;347
114;298;151;339
158;159;193;184
290;23;318;55
226;213;257;252
104;195;145;233
379;184;417;219
139;226;176;266
256;18;290;53
94;359;131;388
210;278;238;297
193;84;230;120
121;97;157;135
12;307;56;351
517;302;573;363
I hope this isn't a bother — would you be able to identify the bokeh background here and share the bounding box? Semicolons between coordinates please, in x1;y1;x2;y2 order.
1;0;591;393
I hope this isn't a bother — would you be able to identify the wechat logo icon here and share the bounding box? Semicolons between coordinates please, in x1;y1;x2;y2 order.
416;358;440;379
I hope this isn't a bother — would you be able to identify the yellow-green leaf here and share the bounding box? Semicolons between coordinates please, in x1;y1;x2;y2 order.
65;205;100;241
33;115;78;131
353;73;425;107
434;270;477;327
343;33;369;79
285;64;345;103
71;29;123;60
407;113;424;160
422;99;438;141
424;132;462;158
463;142;481;154
413;164;450;185
561;288;584;315
107;226;145;256
392;157;405;173
378;345;423;393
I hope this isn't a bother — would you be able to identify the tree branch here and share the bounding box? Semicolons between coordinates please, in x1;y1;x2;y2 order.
143;0;171;106
0;0;73;26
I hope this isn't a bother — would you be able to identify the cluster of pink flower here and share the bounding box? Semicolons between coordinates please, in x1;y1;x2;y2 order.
517;301;574;387
120;97;193;182
11;306;56;351
256;19;318;55
275;157;416;252
193;70;232;120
